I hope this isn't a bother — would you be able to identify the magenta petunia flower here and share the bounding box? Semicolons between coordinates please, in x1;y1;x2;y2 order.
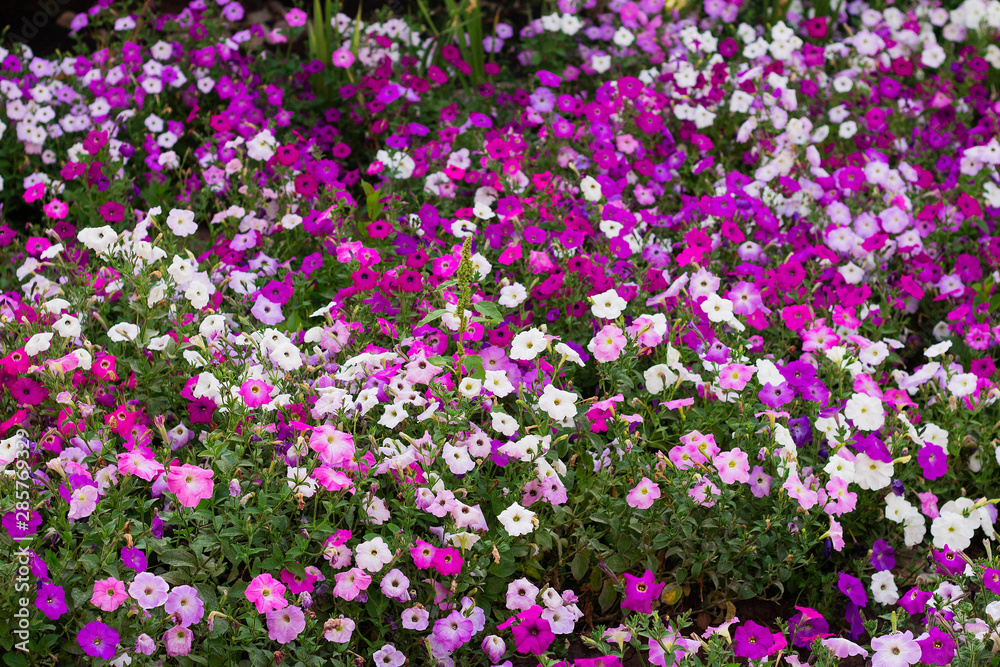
898;586;932;615
238;379;273;409
431;547;464;576
870;539;896;571
3;510;42;539
35;583;67;619
917;626;956;665
758;382;794;409
620;570;665;614
984;568;1000;595
258;280;293;306
510;605;555;655
733;620;774;660
409;540;437;569
10;377;48;405
99;201;125;223
931;545;966;576
77;621;119;660
917;443;948;480
121;546;147;572
787;606;829;648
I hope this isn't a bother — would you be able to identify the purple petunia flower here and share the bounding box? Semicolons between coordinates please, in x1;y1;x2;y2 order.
838;573;868;607
870;539;896;571
121;546;147;573
35;583;67;619
917;443;948;480
733;620;774;660
77;621;119;660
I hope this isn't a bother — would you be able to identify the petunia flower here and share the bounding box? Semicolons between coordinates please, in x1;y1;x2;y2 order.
870;631;920;667
733;620;774;660
77;621;119;660
620;570;665;614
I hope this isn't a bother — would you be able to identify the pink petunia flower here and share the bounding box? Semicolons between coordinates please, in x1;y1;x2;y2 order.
164;585;205;627
626;477;661;509
331;48;355;68
68;485;100;520
332;567;372;601
309;425;355;467
718;363;754;391
266;605;306;644
92;577;128;612
324;616;356;642
129;572;169;609
166;464;214;508
246;573;288;614
714;449;750;484
588;324;627;362
163;625;193;657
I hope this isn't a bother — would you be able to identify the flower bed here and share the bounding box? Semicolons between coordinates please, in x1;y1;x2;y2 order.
0;0;999;665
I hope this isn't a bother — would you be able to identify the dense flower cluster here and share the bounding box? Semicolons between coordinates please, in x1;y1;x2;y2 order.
0;0;999;665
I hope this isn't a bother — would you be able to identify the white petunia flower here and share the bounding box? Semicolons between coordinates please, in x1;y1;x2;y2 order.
509;328;546;361
844;393;885;431
108;322;140;343
591;289;627;319
497;502;535;537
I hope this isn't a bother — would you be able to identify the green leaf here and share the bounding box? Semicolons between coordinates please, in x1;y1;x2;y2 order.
417;309;448;326
361;180;384;223
463;354;485;380
570;553;589;581
3;653;27;667
78;554;100;573
227;581;249;601
473;300;504;323
209;618;230;639
285;561;308;579
598;579;617;612
158;548;200;569
488;559;516;578
605;554;626;573
160;570;191;585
